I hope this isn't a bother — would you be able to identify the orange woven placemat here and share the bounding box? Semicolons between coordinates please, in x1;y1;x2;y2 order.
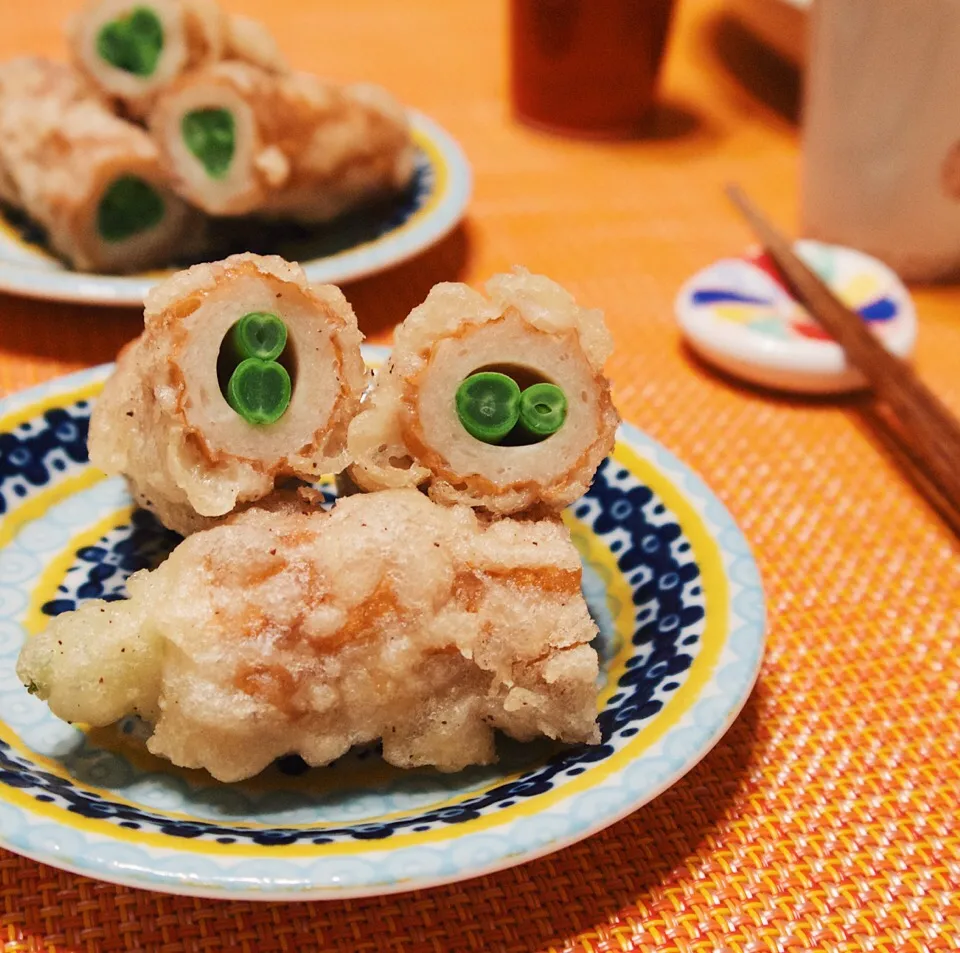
1;1;959;951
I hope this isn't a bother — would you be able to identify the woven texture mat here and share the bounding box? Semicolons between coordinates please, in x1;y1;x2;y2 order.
2;1;959;950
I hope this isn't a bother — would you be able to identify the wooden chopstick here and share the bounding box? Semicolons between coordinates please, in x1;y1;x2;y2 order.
856;401;960;540
725;185;960;527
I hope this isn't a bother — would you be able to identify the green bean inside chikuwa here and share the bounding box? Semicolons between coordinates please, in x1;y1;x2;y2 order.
345;269;620;516
221;312;292;425
147;61;415;217
455;372;567;445
96;6;165;77
0;58;195;272
87;253;368;536
71;0;226;118
181;108;236;179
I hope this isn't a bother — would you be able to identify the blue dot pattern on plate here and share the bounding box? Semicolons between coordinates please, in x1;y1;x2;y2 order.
40;509;181;616
0;404;90;515
0;405;704;847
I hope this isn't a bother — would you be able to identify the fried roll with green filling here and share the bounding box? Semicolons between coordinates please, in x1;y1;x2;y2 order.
68;0;225;116
88;253;367;535
0;66;198;272
148;61;415;219
348;268;620;516
0;58;95;208
17;489;600;782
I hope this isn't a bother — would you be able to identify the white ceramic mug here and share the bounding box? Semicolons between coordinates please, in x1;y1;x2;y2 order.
801;0;960;282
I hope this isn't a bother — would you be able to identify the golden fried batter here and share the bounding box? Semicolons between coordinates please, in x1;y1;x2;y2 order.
17;490;600;781
149;62;415;219
348;268;620;515
89;253;367;534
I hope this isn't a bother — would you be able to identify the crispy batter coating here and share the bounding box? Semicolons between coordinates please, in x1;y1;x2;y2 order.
223;13;287;74
88;253;367;534
0;56;198;272
17;490;600;782
348;268;620;515
0;58;95;208
148;61;415;219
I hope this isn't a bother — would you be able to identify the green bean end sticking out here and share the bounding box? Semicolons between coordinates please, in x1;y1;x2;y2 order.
96;7;164;77
518;382;567;440
222;312;292;425
226;358;292;425
181;108;236;180
455;372;521;444
97;175;165;242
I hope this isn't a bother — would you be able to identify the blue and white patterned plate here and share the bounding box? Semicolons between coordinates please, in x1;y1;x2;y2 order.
0;111;471;307
0;348;765;900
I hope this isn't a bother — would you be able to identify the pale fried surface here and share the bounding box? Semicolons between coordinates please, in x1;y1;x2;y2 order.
224;13;288;74
17;490;600;782
348;268;620;515
0;56;198;272
89;253;368;535
149;61;415;219
0;57;95;206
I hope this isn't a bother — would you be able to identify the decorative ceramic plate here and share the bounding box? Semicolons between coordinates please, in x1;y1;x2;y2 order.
0;112;471;308
0;348;765;900
730;0;809;65
676;241;917;394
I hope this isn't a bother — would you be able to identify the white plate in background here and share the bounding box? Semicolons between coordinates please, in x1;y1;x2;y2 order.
0;111;471;308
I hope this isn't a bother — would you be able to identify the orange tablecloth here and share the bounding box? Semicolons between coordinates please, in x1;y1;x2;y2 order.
2;2;959;951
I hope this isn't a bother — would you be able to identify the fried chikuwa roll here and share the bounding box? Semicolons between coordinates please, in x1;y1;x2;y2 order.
88;253;367;534
68;0;227;116
0;58;94;208
148;61;415;219
17;489;601;782
347;268;620;516
68;0;287;116
68;0;286;116
0;57;198;272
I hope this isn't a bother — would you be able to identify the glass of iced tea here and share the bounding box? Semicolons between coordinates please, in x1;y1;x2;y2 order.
509;0;676;138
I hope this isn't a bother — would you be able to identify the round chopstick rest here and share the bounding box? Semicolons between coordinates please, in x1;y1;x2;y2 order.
675;240;918;394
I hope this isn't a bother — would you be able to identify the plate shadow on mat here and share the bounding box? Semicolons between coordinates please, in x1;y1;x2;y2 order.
7;691;762;952
0;292;142;375
445;690;764;951
344;221;472;339
681;341;865;410
701;12;801;125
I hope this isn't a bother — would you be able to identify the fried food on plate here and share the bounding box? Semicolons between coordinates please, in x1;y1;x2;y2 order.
18;489;600;782
348;268;620;516
0;56;199;273
149;62;415;219
89;252;367;533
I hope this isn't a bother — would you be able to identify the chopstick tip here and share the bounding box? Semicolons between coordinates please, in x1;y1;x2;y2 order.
724;183;750;212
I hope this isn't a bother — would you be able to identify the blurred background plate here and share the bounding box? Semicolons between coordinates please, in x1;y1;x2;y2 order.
0;111;471;308
729;0;809;65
